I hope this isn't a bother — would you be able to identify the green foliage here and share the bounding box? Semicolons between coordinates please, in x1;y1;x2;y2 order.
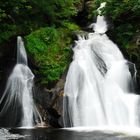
93;0;140;49
25;24;79;85
0;24;17;43
61;21;80;31
115;24;135;46
94;0;140;19
0;0;82;44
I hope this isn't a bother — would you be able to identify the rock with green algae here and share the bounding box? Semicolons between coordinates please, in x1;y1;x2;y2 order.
25;25;80;87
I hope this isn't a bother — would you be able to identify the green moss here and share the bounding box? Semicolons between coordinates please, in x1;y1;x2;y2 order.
61;21;80;31
25;24;79;86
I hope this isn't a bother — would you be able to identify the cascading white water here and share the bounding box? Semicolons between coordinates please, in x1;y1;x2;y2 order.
63;4;140;127
17;36;28;65
0;36;42;127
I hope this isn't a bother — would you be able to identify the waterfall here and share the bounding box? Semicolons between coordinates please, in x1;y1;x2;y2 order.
63;5;139;127
17;36;28;65
0;36;42;127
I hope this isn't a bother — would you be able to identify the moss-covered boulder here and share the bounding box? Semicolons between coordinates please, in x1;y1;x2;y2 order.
25;23;80;87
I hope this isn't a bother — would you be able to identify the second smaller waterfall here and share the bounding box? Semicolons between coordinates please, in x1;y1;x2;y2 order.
0;36;42;127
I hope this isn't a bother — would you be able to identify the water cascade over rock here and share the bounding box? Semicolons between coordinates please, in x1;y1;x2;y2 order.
63;3;140;127
0;36;42;127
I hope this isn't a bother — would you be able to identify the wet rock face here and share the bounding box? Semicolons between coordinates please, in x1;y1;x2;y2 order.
133;33;140;47
0;38;17;100
132;33;140;93
136;63;140;93
74;0;95;27
34;72;66;127
136;37;140;46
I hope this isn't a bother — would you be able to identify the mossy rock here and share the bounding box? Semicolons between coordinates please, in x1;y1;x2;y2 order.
25;24;80;87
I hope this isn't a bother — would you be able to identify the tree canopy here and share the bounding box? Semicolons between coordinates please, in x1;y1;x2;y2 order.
0;0;81;44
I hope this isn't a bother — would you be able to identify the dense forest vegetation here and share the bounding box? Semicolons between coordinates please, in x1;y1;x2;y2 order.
0;0;140;87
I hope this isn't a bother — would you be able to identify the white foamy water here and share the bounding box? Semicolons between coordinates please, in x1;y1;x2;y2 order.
0;36;42;127
63;6;139;128
63;126;140;138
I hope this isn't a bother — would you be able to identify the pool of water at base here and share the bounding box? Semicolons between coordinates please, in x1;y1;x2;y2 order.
1;127;140;140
